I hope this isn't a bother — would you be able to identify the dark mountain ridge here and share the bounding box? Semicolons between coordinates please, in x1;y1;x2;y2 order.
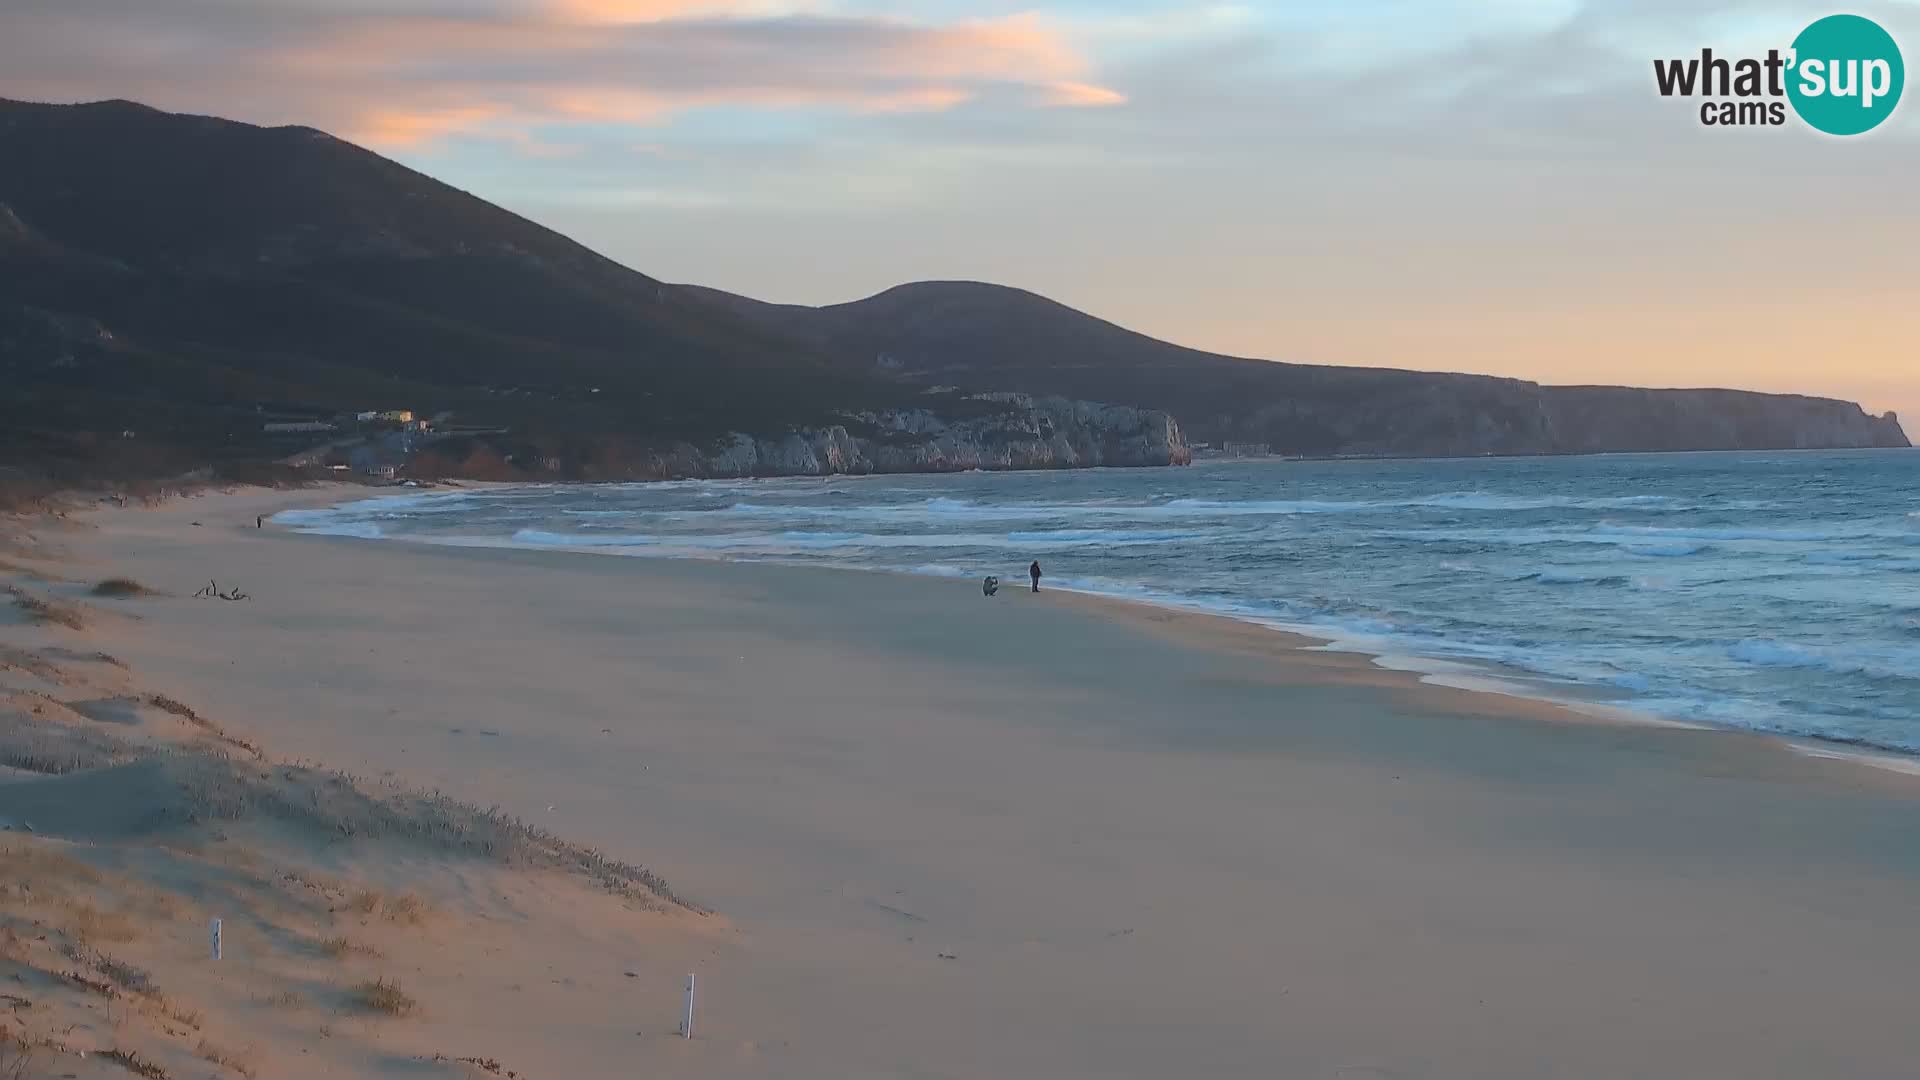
686;280;1909;456
0;97;1904;487
0;98;863;441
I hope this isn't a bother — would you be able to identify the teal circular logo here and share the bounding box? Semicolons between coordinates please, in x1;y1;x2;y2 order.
1787;14;1904;135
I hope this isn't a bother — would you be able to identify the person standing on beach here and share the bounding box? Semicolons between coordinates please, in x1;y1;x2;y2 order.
1029;560;1043;593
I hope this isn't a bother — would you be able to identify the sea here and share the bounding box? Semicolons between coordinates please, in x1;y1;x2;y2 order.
277;450;1920;754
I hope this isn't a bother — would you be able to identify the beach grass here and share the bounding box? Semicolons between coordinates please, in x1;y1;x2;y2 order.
91;578;157;598
196;1038;258;1077
5;586;89;631
354;977;418;1017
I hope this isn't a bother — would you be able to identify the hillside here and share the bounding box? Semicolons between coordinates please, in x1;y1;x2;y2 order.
0;97;1905;487
686;281;1910;456
0;98;916;478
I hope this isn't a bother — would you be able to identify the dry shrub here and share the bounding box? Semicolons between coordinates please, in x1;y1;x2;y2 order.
99;1048;169;1078
71;947;153;994
144;696;261;757
386;892;429;925
255;989;305;1009
318;935;380;960
60;970;119;999
196;1038;257;1078
355;976;417;1017
344;890;429;925
5;587;87;631
144;695;201;722
90;578;156;598
157;998;203;1030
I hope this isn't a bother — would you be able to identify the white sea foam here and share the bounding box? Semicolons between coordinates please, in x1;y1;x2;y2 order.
1728;639;1920;681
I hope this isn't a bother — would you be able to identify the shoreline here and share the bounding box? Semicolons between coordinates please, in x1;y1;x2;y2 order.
14;484;1920;1076
272;481;1920;781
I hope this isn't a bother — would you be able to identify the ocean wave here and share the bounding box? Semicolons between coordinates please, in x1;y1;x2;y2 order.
271;516;385;539
505;527;1204;552
907;563;974;578
1383;529;1712;553
1805;551;1882;565
1624;542;1708;558
1160;492;1700;514
511;528;662;547
1520;569;1629;585
1591;524;1847;543
1005;528;1206;544
700;491;1717;523
1727;639;1920;682
314;490;484;516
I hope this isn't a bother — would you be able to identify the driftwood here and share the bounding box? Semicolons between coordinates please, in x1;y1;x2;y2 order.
192;579;250;601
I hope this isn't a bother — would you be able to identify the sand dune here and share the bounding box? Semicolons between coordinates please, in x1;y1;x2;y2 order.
5;485;1920;1077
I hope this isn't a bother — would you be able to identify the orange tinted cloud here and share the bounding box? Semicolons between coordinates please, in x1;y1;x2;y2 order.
1040;81;1126;107
2;2;1120;154
547;0;811;23
349;104;506;147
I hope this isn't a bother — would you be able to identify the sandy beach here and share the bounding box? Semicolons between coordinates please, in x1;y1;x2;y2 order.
6;484;1920;1078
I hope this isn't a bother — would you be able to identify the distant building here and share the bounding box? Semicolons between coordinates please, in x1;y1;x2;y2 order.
382;410;415;423
365;463;398;480
355;411;380;422
263;421;336;434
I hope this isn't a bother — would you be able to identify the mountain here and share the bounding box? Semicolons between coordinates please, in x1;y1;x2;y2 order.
0;98;1190;482
0;98;874;456
0;98;1904;488
686;281;1910;456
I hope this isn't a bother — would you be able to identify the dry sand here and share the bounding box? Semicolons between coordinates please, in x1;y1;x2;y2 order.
7;484;1920;1078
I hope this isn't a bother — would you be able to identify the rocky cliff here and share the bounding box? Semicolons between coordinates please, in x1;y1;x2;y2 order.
643;395;1189;478
1538;387;1906;453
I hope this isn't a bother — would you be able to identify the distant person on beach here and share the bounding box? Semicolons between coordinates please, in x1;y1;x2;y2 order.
1029;560;1042;593
256;515;263;529
982;575;999;597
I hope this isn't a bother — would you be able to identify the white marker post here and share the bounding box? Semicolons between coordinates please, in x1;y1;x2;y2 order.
681;973;696;1039
209;917;222;961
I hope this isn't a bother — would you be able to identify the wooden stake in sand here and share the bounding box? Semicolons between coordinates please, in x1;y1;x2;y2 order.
210;917;223;961
681;973;696;1039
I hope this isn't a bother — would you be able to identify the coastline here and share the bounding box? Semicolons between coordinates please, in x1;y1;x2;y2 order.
279;480;1920;776
8;484;1920;1076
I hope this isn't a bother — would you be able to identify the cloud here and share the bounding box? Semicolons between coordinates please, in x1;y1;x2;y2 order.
0;0;1123;148
1037;81;1127;108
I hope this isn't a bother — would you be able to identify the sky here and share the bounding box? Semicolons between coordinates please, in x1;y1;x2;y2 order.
4;0;1917;424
